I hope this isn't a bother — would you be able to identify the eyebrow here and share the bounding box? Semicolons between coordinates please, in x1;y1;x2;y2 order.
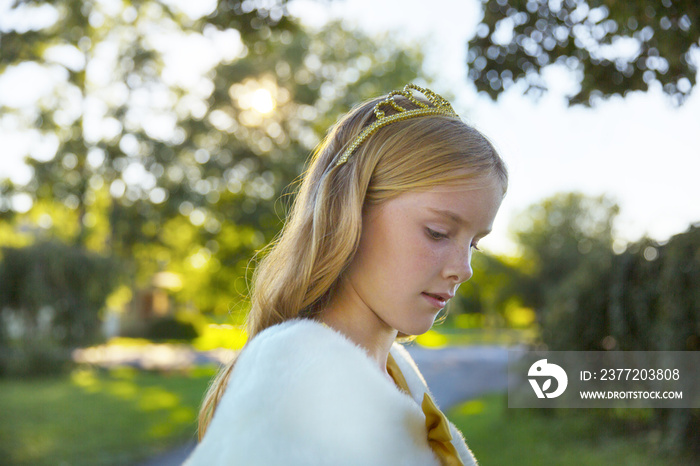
427;207;492;237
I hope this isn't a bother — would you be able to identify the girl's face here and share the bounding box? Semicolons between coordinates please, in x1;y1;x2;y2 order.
340;176;504;336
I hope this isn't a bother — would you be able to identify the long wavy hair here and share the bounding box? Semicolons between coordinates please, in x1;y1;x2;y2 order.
197;89;508;438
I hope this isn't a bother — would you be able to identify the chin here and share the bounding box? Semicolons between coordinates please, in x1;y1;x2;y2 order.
395;316;438;337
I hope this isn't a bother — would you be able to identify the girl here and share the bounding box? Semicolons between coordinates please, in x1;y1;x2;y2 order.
186;84;507;466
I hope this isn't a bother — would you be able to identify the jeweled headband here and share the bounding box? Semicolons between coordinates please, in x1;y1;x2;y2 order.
334;83;459;167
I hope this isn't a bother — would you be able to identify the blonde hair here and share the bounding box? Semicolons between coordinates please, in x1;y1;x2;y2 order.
197;91;508;438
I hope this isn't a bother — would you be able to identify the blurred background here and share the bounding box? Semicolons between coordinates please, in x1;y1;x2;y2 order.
0;0;698;464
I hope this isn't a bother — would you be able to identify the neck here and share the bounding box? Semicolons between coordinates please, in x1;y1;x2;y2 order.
319;283;398;376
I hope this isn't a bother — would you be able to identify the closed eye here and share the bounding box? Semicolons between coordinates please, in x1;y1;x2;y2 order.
426;228;448;240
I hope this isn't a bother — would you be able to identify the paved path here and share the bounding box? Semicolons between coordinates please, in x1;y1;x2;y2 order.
137;344;524;465
407;344;525;410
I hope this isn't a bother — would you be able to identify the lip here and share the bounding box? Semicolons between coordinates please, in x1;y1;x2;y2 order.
421;292;453;309
429;292;454;301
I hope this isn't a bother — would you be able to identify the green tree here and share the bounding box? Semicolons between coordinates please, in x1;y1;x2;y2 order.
0;241;119;376
510;196;699;455
554;225;699;455
0;1;425;320
162;23;423;316
0;0;296;251
511;192;619;348
450;252;533;329
608;228;700;351
608;228;700;457
467;0;699;105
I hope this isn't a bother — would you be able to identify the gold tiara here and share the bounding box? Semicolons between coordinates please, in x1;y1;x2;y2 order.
335;83;459;166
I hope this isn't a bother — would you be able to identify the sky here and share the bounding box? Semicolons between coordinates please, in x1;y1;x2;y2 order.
1;0;699;256
287;0;700;255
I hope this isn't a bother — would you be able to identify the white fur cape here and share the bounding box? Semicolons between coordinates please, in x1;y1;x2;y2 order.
185;319;478;466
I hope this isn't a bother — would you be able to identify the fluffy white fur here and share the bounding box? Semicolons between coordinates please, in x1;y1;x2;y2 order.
185;319;478;466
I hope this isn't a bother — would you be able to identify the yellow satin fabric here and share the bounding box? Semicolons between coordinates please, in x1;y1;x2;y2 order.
386;353;464;466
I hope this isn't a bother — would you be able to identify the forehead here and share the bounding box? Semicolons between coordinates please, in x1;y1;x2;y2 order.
375;178;504;229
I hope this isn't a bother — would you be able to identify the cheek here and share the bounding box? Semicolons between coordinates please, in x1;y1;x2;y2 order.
355;217;443;292
391;232;442;280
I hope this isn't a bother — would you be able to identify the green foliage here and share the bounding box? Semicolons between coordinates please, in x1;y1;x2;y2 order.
0;0;425;320
0;344;74;379
513;193;698;353
536;222;700;353
145;317;198;342
468;0;699;105
608;226;700;351
444;193;620;333
0;240;120;377
0;241;120;348
450;251;532;326
512;192;618;314
511;192;699;455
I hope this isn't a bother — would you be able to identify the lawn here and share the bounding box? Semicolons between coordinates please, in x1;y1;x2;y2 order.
449;393;696;465
0;366;214;465
1;366;696;465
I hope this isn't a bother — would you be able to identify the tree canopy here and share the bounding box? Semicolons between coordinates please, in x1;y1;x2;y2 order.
0;0;424;320
468;0;699;105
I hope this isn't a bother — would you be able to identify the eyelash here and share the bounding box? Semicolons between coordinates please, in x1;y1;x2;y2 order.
426;228;448;240
426;228;480;251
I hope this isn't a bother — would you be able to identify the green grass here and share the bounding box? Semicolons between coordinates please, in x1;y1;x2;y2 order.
449;393;696;465
0;366;215;466
3;367;696;465
415;327;539;348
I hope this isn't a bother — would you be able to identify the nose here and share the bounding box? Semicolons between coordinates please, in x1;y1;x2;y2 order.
443;244;473;284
